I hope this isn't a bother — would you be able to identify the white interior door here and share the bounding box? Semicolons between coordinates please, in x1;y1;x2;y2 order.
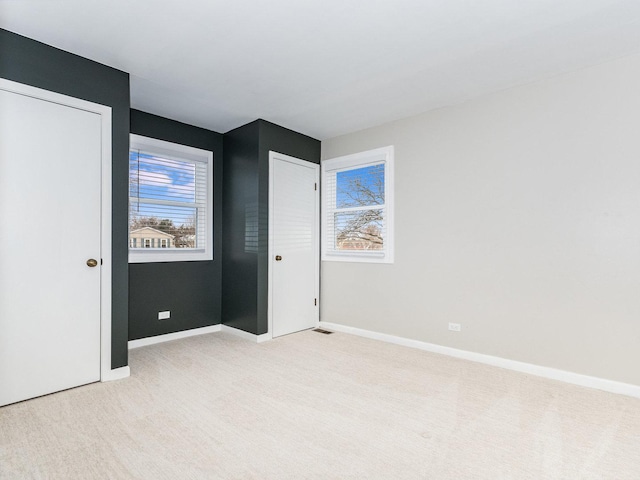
0;85;103;407
270;152;319;338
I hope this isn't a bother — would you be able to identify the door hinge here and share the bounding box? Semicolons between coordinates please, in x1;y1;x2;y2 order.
314;298;317;306
314;183;317;191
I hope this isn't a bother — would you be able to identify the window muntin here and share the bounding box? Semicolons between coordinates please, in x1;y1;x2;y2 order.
128;134;213;263
322;146;394;263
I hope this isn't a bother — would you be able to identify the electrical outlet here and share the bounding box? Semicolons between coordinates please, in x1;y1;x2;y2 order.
158;311;171;320
448;322;461;332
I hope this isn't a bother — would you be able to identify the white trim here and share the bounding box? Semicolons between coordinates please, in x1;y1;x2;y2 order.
321;146;394;264
0;79;118;384
318;321;640;399
323;146;390;171
99;99;113;383
130;134;212;163
268;152;321;340
127;324;273;349
221;325;271;343
101;366;130;382
268;154;274;341
128;324;222;349
128;134;214;264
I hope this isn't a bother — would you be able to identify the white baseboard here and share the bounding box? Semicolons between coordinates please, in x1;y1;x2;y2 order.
101;366;130;382
319;321;640;399
127;324;272;350
221;324;271;343
128;324;222;349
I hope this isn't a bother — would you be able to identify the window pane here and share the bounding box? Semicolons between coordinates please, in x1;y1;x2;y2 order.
336;164;384;209
128;134;213;263
130;203;197;249
334;209;384;251
129;151;196;204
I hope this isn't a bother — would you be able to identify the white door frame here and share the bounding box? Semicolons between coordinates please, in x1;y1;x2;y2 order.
0;78;122;382
268;151;320;340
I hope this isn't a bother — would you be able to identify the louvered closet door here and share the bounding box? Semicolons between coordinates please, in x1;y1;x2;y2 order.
271;154;319;338
0;85;102;406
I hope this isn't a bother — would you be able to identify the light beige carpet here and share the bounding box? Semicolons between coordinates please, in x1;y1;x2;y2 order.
1;330;639;479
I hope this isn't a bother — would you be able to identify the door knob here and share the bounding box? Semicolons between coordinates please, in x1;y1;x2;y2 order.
275;255;282;261
86;259;98;267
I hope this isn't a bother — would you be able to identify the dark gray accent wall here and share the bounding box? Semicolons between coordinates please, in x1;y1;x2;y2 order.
221;121;260;333
0;28;130;368
222;120;320;334
129;110;223;340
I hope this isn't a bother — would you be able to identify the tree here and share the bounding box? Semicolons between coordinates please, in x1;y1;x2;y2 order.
173;219;196;248
335;171;384;250
129;215;174;233
336;213;383;250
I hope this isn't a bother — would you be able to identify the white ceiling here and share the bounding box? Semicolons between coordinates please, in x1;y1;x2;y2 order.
2;0;640;140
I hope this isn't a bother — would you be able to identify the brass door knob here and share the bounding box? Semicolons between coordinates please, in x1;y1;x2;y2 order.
86;259;98;267
275;255;282;261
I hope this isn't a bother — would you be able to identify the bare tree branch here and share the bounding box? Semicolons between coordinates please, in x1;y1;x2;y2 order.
335;172;385;250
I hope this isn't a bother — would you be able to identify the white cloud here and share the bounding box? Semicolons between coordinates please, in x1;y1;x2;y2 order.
136;170;172;186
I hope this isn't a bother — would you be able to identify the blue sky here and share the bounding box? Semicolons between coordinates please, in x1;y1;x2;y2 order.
129;151;197;227
336;164;385;209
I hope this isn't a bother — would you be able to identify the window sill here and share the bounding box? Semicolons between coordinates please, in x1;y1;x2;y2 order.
322;252;393;264
129;249;212;263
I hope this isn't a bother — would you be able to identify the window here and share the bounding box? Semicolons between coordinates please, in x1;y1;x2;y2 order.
322;146;394;263
129;134;213;263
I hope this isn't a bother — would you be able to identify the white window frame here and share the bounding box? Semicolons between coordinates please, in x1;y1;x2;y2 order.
321;146;394;264
128;134;213;263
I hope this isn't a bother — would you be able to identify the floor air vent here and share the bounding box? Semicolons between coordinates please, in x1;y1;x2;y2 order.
313;328;334;335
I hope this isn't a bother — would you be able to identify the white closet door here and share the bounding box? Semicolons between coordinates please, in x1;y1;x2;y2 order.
0;87;102;406
270;153;319;338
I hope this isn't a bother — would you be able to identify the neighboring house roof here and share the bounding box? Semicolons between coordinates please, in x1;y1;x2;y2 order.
129;227;175;239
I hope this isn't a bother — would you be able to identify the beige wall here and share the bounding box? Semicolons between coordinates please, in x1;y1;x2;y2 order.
321;53;640;386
